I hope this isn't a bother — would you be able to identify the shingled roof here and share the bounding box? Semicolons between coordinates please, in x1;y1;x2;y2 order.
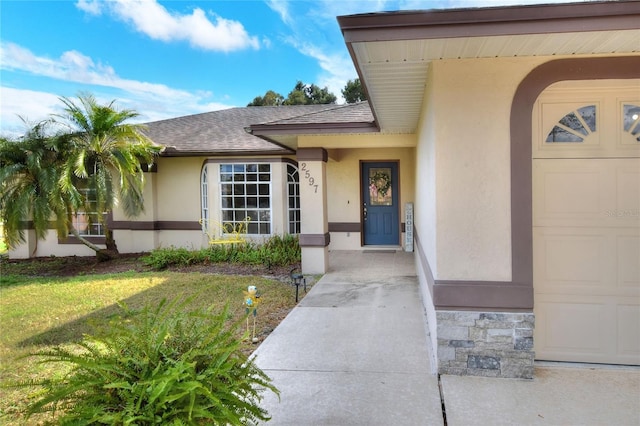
144;102;374;157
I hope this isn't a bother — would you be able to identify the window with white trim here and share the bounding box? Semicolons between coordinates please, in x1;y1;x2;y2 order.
220;163;271;235
72;188;106;236
287;164;300;234
545;105;596;143
201;165;209;232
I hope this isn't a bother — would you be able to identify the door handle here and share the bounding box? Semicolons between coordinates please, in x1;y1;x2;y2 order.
363;203;367;221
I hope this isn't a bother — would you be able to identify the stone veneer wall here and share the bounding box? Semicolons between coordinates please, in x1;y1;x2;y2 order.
436;311;535;379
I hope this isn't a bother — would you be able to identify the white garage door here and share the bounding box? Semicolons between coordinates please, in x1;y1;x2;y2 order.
533;80;640;365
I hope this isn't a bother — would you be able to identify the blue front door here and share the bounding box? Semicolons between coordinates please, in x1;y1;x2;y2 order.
362;161;399;245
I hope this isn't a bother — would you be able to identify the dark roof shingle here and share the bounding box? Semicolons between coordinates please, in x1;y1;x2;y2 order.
143;103;373;156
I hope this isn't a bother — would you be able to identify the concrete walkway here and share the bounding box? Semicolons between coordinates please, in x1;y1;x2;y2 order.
253;250;444;425
253;250;640;426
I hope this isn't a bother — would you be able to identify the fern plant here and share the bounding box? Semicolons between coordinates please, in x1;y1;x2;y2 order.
15;298;279;425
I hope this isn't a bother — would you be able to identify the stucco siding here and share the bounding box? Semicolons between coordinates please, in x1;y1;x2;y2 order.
425;57;546;281
415;62;438;278
155;157;203;222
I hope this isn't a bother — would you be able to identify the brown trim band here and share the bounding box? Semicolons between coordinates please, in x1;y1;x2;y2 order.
109;221;202;231
58;236;106;245
297;148;328;162
203;157;297;165
299;233;331;247
329;222;360;232
161;149;294;157
251;122;378;135
415;229;532;311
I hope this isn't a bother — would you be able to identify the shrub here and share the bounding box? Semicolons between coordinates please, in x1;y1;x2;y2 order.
15;299;279;425
143;235;300;270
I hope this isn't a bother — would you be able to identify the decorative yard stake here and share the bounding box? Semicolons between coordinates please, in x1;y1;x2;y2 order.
244;285;261;343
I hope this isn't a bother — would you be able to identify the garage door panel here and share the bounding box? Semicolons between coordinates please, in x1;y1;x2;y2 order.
534;159;640;228
617;305;640;361
615;167;640;215
617;235;640;289
534;299;610;362
534;228;615;294
533;161;606;226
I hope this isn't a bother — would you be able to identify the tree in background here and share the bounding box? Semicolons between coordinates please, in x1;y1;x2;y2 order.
0;94;161;260
247;90;284;106
342;78;367;103
284;81;337;105
247;81;337;106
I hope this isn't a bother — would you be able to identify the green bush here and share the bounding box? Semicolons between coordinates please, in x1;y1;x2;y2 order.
15;299;279;425
143;235;300;270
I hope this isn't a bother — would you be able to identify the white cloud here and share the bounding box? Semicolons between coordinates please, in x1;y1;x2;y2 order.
0;42;235;135
266;0;292;25
76;0;260;52
0;87;62;137
75;0;103;15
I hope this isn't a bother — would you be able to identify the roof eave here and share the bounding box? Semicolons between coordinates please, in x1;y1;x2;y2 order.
338;1;640;42
159;147;295;158
249;121;380;136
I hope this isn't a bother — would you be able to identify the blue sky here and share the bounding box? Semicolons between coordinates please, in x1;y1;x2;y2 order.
1;0;578;136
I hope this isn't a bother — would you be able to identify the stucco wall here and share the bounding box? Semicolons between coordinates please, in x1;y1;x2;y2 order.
418;57;547;282
155;157;203;222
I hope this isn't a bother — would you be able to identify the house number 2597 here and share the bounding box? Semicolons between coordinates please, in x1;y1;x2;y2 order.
300;163;319;193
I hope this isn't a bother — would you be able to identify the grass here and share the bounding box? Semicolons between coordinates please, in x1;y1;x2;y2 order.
0;269;304;425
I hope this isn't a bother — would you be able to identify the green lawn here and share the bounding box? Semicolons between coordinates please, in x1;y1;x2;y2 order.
0;270;300;425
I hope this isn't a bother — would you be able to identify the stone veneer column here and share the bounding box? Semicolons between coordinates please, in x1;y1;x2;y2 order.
436;311;535;378
297;148;329;274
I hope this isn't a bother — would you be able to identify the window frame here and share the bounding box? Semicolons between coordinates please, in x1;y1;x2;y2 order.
219;163;272;235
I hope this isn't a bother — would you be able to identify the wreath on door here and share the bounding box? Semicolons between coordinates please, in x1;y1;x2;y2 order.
369;171;392;197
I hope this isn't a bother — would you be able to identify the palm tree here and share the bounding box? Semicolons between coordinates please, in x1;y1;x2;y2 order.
53;94;161;257
0;119;71;252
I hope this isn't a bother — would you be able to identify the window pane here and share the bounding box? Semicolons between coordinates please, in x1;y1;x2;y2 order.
221;197;231;208
234;184;245;195
246;164;257;173
246;185;257;195
559;112;587;135
233;197;245;208
578;105;596;132
259;197;270;208
259;184;269;195
259;164;270;173
546;126;583;142
247;197;258;208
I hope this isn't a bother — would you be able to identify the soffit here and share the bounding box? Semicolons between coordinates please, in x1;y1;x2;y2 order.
352;29;640;134
340;1;640;135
